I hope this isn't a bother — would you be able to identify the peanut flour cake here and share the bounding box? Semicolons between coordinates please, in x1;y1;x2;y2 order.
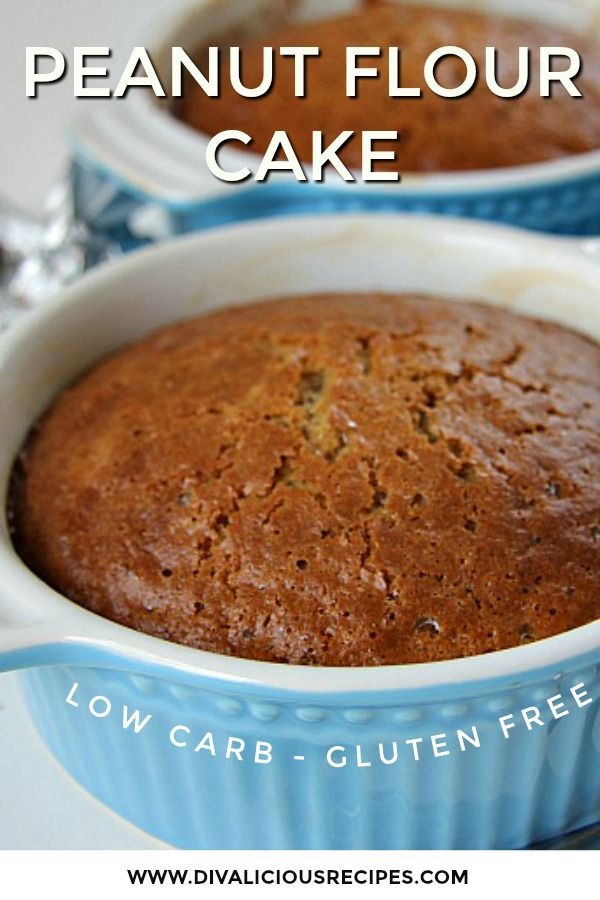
9;293;600;665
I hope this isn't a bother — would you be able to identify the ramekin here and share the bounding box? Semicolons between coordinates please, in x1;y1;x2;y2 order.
69;0;600;247
0;214;599;849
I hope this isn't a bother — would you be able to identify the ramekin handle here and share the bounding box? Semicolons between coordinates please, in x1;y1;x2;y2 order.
70;102;229;222
0;627;48;672
0;576;111;673
0;573;157;674
0;619;108;674
0;588;63;672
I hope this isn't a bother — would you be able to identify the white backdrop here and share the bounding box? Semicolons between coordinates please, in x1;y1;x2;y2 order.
0;0;179;214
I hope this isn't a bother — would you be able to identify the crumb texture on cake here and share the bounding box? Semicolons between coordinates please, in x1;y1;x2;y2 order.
9;293;600;666
177;2;600;172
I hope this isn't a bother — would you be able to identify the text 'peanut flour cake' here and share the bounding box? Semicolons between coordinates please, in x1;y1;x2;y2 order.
177;2;600;172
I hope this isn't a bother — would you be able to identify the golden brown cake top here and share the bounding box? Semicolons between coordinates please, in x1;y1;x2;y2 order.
9;293;600;666
178;3;600;172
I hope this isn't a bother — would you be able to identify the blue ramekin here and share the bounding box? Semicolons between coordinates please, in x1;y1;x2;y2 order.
67;0;600;248
0;215;599;849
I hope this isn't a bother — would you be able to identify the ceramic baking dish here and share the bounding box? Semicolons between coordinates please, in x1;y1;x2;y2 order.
69;0;600;247
0;214;599;849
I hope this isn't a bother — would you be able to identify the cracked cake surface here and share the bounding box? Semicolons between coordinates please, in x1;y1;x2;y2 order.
9;293;600;666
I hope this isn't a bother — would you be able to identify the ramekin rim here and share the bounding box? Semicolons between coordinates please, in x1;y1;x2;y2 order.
69;95;600;206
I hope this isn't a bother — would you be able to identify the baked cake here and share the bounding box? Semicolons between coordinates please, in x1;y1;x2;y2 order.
9;293;600;665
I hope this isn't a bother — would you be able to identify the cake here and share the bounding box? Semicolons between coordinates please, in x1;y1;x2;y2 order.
177;2;600;172
9;293;600;666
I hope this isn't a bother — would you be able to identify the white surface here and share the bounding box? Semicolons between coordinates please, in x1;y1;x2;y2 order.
0;672;166;848
0;0;180;215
